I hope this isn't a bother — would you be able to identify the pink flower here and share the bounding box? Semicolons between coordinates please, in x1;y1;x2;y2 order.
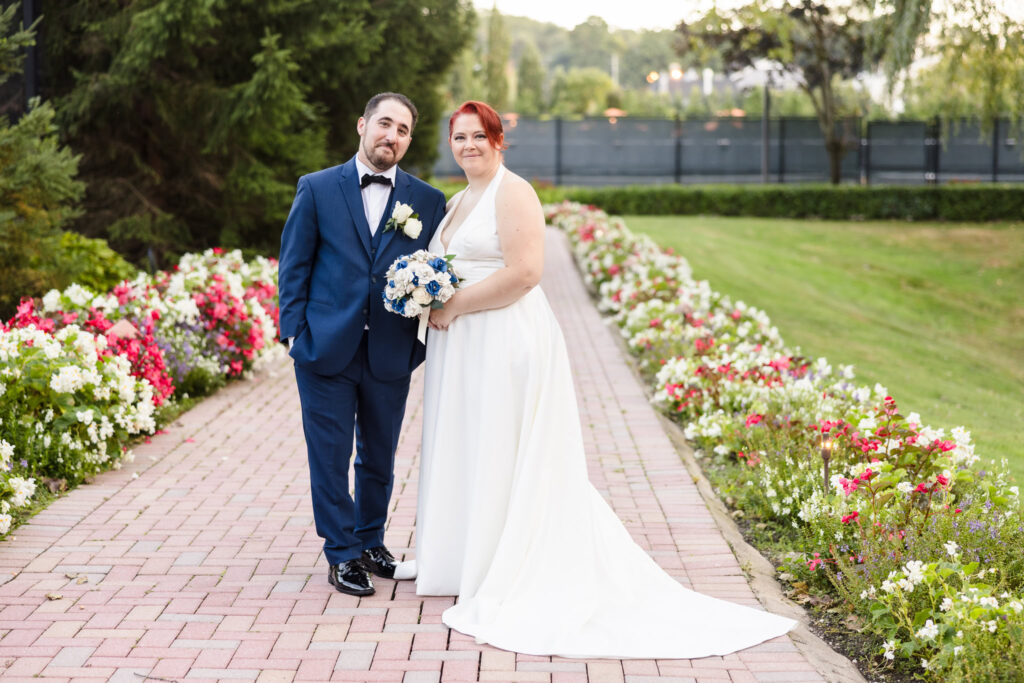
841;511;859;524
745;414;763;428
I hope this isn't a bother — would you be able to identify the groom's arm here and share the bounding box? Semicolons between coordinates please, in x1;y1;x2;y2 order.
278;176;318;343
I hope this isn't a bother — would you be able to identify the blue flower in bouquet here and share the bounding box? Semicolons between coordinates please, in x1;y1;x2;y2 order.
449;272;459;285
381;249;461;320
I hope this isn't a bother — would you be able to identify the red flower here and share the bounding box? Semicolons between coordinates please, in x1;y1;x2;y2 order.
745;414;763;428
841;511;859;524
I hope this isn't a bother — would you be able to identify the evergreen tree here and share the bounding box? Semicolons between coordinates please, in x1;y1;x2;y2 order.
484;5;510;111
0;5;85;316
40;0;473;262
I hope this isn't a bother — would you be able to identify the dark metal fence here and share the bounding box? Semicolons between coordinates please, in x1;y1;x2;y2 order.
432;115;1024;185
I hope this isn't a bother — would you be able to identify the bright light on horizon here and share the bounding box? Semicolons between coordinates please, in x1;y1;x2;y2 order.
473;0;1024;32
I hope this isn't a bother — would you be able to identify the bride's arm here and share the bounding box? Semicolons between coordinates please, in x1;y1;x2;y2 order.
429;176;544;329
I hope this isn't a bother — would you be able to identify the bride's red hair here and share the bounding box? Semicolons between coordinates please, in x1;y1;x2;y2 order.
449;101;508;151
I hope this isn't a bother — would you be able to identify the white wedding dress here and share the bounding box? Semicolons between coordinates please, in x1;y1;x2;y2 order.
400;165;796;658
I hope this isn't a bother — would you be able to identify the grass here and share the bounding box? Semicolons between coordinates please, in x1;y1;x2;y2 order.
626;215;1024;482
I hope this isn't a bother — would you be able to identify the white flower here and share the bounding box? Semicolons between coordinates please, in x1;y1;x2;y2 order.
403;218;423;239
713;444;729;456
411;287;432;305
392;202;414;223
940;597;954;612
954;646;963;656
897;481;913;494
42;289;61;311
904;560;926;585
986;620;998;633
0;512;11;535
857;416;878;432
944;540;959;558
0;439;13;465
883;640;897;660
980;596;999;608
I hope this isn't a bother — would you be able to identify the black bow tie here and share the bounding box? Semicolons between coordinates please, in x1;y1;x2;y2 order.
360;173;392;189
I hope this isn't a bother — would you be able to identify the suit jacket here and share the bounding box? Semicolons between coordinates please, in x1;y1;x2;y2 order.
278;156;447;379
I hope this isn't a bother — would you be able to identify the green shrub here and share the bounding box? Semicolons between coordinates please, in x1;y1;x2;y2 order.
52;231;139;293
556;183;1024;222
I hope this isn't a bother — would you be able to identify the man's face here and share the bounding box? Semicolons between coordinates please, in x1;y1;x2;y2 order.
356;99;414;172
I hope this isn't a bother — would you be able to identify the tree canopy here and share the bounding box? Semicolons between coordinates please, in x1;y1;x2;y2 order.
41;0;474;262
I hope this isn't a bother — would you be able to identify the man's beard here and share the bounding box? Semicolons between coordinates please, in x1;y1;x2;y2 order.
364;138;399;170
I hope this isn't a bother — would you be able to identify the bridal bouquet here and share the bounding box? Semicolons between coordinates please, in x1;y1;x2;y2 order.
382;250;460;341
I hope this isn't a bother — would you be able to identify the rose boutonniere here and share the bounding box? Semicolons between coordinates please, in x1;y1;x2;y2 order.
384;202;423;239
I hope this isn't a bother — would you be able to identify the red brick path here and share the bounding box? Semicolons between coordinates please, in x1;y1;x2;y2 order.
0;229;828;682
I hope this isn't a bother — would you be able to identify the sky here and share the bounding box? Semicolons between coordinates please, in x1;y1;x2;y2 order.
471;0;712;31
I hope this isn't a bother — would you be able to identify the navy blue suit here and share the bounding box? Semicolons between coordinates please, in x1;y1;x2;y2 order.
279;156;446;564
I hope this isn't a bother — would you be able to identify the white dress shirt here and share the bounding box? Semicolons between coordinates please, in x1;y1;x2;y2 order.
354;158;397;235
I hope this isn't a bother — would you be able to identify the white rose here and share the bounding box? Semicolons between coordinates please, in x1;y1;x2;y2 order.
403;218;423;239
411;286;432;305
392;202;414;223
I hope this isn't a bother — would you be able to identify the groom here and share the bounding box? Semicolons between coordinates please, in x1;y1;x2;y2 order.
278;92;447;596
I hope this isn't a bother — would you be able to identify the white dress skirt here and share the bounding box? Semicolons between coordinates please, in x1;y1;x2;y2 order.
402;165;796;658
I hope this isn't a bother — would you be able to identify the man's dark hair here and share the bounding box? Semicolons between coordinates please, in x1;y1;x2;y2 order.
364;92;419;130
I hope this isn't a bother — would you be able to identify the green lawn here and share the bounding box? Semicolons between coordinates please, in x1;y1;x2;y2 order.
626;215;1024;482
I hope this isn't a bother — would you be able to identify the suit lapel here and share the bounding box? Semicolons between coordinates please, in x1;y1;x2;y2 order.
338;159;373;258
375;169;412;262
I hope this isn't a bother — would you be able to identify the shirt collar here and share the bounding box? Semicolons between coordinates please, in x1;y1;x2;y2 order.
355;158;397;187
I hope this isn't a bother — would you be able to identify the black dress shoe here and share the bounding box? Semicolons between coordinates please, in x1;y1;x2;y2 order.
328;560;374;596
361;546;397;579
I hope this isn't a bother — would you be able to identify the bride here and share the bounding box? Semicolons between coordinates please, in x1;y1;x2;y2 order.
401;100;796;658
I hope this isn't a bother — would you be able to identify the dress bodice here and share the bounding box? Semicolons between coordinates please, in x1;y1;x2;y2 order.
430;165;507;286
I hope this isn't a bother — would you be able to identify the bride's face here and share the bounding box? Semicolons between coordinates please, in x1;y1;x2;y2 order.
450;114;500;174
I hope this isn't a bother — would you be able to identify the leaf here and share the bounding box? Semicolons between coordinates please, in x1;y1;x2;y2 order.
45;593;62;600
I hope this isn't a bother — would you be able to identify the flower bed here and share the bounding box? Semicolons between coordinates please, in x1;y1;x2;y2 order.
545;201;1024;680
0;249;281;539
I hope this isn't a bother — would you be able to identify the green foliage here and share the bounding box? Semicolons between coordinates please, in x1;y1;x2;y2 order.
0;8;84;317
566;16;618;72
52;231;139;293
549;67;615;117
902;27;1024;129
43;0;473;263
559;183;1024;222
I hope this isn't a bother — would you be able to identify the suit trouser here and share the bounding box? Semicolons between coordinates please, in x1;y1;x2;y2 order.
293;331;412;564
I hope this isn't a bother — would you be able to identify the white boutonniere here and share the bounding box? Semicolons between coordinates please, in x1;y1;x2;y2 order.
384;201;423;239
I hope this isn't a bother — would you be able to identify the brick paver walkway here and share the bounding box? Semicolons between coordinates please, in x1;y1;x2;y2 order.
0;229;839;682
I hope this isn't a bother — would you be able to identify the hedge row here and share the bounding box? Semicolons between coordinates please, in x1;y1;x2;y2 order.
530;184;1024;222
